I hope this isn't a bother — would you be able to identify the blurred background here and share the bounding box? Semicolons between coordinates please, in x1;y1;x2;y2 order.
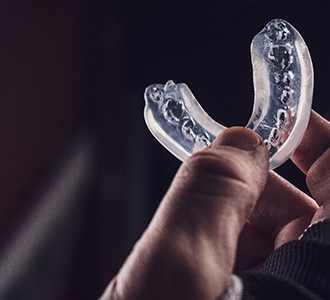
0;0;329;299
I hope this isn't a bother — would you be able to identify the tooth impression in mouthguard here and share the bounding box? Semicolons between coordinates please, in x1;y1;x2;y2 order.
144;19;314;170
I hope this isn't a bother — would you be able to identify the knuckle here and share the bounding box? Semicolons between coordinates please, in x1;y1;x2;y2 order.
171;148;265;220
181;149;257;199
186;150;242;179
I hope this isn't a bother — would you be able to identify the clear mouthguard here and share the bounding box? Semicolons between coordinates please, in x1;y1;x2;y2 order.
144;19;314;169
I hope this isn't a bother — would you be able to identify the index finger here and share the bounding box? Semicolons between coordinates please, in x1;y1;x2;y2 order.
291;110;330;174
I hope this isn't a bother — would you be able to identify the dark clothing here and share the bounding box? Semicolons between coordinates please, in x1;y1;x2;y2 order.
240;220;330;299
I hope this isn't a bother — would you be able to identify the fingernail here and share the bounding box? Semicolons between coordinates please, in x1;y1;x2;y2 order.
213;127;263;151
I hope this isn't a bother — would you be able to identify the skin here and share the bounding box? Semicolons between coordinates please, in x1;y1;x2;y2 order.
101;110;330;300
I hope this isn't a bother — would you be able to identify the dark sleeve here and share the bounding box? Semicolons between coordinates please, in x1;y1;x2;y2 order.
238;219;330;300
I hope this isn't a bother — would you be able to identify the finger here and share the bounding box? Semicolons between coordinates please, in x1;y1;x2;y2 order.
306;148;330;208
235;171;318;270
250;172;318;238
291;110;330;174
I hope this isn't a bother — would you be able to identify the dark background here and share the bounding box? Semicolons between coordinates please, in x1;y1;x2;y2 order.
0;1;329;299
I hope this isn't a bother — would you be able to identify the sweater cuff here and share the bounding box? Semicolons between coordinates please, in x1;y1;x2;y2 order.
260;218;330;298
299;218;330;244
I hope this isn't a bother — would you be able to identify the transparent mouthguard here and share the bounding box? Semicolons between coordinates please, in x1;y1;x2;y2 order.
144;19;314;170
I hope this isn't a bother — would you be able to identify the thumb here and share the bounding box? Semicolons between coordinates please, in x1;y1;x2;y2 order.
162;127;269;235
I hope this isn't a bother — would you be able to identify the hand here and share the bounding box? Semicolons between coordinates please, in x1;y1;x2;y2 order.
235;111;330;271
101;111;330;300
292;111;330;222
101;127;269;300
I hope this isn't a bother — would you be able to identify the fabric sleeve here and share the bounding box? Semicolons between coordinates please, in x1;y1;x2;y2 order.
237;219;330;299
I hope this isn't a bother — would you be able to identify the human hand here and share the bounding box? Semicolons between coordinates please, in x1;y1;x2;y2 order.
101;127;270;300
103;128;268;299
292;111;330;222
235;111;330;271
101;111;330;300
